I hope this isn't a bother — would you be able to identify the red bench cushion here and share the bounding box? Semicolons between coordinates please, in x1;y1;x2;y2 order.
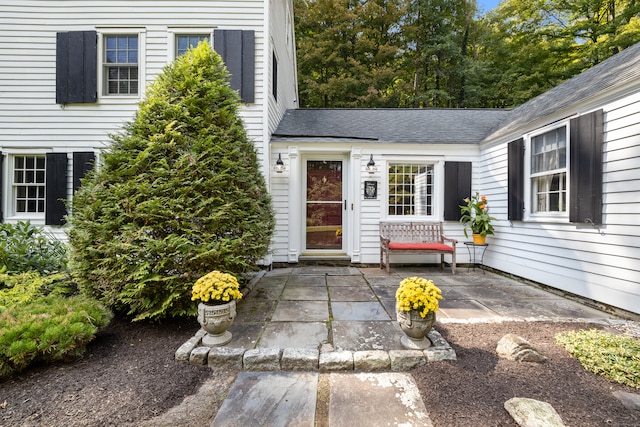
388;242;453;252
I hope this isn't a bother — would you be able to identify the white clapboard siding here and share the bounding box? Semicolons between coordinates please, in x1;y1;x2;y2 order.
478;92;640;314
1;0;298;235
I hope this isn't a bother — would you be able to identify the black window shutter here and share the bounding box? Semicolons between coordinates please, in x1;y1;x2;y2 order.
0;151;4;222
213;29;255;103
444;161;471;221
508;138;525;221
56;30;97;104
45;153;68;226
72;152;95;192
272;51;278;101
570;109;604;224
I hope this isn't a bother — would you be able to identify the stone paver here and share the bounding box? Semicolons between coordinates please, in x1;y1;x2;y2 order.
328;372;434;427
331;301;391;321
211;372;318;427
171;266;630;427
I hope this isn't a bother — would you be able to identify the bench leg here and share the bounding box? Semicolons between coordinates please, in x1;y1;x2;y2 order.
440;253;444;270
451;251;456;274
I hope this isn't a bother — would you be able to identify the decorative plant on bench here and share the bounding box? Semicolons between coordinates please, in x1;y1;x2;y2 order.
460;192;497;244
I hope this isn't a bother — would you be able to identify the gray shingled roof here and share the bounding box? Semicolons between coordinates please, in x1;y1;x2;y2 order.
272;108;511;144
485;42;640;141
272;43;640;145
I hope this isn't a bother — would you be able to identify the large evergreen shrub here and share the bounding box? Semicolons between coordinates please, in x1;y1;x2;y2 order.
68;43;274;321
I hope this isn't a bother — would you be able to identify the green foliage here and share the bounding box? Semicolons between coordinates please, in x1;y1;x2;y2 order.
556;329;640;389
295;0;640;108
0;293;112;378
0;271;71;309
0;221;68;274
459;192;497;238
68;42;274;321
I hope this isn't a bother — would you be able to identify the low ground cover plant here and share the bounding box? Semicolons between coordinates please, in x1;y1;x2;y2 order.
0;224;111;379
556;329;640;389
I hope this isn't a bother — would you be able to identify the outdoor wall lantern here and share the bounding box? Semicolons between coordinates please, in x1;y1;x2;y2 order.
274;153;285;173
366;154;377;174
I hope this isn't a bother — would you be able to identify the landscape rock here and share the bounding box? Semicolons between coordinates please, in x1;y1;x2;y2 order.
612;391;640;412
497;334;547;363
504;397;566;427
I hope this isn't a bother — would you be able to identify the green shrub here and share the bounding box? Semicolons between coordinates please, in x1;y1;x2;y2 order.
68;42;274;321
0;294;112;378
556;329;640;389
0;221;68;274
0;271;71;309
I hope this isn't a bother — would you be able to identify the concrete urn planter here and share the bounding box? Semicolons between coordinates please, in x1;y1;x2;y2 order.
197;300;237;347
396;307;436;350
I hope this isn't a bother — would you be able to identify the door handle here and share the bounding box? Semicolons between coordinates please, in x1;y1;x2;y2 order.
344;200;347;210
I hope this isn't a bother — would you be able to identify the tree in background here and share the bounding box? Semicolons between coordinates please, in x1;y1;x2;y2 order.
68;43;275;321
295;0;640;108
295;0;406;107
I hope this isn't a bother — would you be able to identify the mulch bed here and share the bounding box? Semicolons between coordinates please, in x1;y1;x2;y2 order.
1;317;638;426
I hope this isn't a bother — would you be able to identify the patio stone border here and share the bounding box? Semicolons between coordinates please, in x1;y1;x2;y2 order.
175;329;456;372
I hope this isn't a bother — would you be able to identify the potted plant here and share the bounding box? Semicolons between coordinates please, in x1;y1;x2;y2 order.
395;276;443;349
191;270;243;346
459;192;497;244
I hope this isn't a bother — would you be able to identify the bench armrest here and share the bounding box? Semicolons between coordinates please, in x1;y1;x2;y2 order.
441;235;458;246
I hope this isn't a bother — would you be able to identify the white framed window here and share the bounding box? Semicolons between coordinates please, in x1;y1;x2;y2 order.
167;28;213;60
97;28;145;98
525;123;569;219
12;155;46;215
104;34;139;95
175;34;210;57
388;163;434;216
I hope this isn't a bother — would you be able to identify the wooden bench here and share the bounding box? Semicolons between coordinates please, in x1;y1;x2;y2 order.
380;221;457;274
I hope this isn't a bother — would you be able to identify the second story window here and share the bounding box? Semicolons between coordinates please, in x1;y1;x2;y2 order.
176;34;209;57
104;35;138;95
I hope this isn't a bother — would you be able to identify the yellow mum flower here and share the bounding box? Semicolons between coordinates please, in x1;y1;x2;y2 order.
395;277;442;318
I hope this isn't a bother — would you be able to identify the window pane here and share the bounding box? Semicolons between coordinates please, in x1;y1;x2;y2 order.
106;36;116;49
17;200;26;212
17;186;26;198
15;156;24;169
388;163;433;216
26;157;34;169
14;171;24;183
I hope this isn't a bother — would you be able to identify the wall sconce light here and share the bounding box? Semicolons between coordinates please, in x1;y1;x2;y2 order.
366;154;377;174
274;153;285;173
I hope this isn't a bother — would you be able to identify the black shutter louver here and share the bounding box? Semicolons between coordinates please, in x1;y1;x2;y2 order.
214;29;255;103
45;153;68;226
444;161;471;221
56;31;97;104
570;110;604;224
72;152;95;192
508;138;525;221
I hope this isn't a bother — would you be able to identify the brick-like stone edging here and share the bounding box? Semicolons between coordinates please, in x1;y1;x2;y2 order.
175;329;456;372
